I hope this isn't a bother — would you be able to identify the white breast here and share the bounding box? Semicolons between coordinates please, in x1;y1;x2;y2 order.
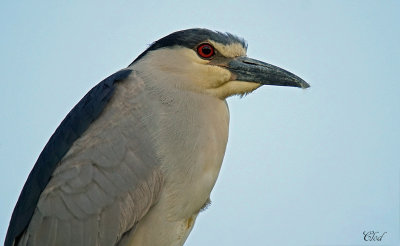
123;72;230;246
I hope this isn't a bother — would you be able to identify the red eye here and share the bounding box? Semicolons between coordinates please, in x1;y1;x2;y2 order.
197;43;215;59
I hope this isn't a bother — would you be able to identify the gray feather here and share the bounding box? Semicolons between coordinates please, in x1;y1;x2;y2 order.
15;71;164;246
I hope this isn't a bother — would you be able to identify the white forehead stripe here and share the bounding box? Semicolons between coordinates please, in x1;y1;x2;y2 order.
209;41;247;58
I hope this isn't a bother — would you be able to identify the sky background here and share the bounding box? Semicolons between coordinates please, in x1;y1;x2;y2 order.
0;1;399;245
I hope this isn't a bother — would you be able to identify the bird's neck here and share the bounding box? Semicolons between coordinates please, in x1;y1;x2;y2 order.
140;71;230;218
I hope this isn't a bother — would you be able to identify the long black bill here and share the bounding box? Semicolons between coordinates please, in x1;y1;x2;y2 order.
227;56;310;89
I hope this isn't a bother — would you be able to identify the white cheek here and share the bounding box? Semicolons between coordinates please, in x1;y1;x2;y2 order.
204;66;231;84
131;47;249;95
208;81;261;99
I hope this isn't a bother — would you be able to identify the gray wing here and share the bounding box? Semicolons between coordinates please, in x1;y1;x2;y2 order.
6;69;163;246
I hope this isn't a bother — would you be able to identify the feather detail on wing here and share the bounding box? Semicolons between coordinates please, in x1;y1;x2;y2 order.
6;70;163;246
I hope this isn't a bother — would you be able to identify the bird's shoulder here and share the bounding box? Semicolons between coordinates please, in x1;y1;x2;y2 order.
6;69;163;246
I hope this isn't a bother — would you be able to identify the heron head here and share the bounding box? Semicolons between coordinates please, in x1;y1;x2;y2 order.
130;28;309;99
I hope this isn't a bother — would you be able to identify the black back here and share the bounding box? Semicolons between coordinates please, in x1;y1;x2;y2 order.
5;69;132;246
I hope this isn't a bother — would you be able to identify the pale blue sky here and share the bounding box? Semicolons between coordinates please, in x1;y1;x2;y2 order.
1;1;399;245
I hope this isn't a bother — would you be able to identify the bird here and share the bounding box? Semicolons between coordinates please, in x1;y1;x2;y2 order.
5;28;309;246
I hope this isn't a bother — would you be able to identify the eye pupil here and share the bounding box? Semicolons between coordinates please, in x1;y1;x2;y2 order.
202;46;211;55
197;43;214;59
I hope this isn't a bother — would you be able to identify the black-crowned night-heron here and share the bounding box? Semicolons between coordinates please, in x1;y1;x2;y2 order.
5;28;309;246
